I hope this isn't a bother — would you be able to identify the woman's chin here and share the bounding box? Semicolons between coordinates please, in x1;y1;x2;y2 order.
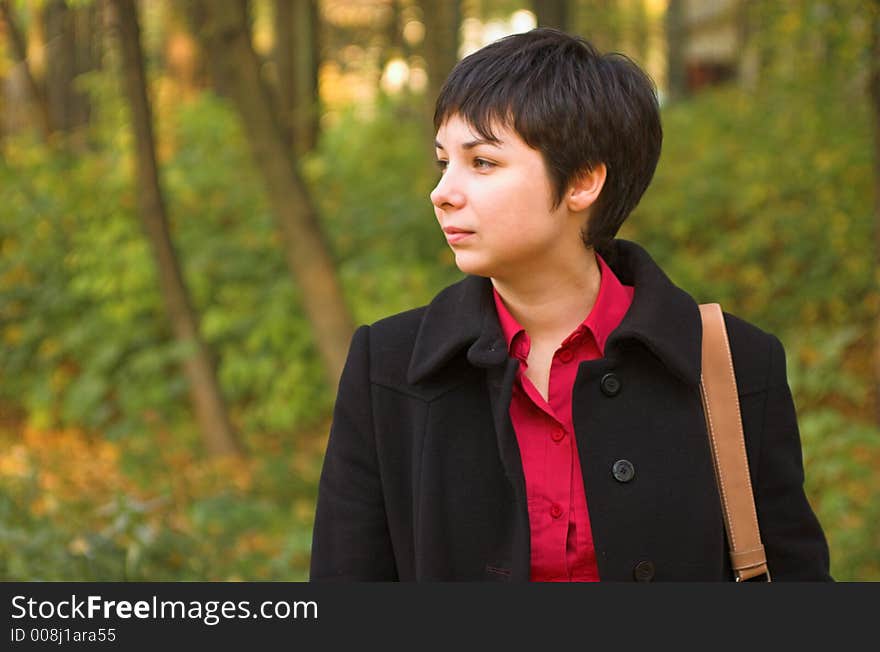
452;253;494;278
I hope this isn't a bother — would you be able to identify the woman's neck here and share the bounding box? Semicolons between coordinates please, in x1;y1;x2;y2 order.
492;248;601;344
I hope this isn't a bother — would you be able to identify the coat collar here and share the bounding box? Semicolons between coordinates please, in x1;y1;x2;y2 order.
406;239;702;387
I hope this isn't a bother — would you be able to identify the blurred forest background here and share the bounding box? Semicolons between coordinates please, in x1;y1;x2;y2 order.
0;0;877;581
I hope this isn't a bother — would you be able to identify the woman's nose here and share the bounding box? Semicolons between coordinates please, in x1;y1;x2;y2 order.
430;168;465;210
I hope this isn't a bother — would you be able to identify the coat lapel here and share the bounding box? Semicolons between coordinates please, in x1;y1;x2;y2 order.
406;274;505;385
603;241;703;387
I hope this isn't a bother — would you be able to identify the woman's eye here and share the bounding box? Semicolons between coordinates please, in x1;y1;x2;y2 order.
435;159;448;172
474;158;495;170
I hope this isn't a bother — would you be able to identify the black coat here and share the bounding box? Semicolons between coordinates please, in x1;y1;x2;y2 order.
310;239;831;581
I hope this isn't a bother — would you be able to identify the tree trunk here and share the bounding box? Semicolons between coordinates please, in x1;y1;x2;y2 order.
421;0;460;120
531;0;570;32
871;0;880;426
381;0;404;73
108;0;243;457
192;0;354;391
273;0;319;155
43;0;76;134
664;0;687;102
0;0;53;139
72;1;99;130
292;0;320;155
273;0;295;149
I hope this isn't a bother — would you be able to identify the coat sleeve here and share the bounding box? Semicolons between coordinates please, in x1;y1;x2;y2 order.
309;325;398;581
754;334;832;581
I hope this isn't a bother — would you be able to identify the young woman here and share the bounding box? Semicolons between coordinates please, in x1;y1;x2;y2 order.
309;28;831;582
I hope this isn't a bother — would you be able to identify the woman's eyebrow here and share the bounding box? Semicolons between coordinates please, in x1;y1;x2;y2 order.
434;138;503;150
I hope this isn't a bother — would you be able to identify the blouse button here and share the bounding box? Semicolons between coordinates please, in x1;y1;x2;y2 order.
550;504;563;519
558;349;574;363
551;426;565;443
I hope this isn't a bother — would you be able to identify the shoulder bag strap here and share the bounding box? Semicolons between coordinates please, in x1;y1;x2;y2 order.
698;303;771;582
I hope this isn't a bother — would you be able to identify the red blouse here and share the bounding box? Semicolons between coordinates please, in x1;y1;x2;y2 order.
492;254;634;581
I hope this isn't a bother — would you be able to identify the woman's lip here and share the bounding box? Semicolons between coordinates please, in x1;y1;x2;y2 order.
444;231;474;244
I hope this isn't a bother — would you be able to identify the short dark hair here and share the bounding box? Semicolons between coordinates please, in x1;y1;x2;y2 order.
433;28;662;255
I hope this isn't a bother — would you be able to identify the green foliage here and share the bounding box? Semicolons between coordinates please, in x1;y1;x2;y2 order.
799;410;880;580
0;425;318;581
162;93;332;434
0;86;333;441
635;80;873;340
0;133;171;434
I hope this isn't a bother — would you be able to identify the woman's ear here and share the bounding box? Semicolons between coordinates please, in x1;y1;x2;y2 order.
566;163;607;212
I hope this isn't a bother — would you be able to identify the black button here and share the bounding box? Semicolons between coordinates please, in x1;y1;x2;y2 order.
633;560;655;582
600;373;621;396
612;459;635;483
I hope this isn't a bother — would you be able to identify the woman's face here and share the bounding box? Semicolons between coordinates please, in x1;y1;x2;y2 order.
430;114;575;280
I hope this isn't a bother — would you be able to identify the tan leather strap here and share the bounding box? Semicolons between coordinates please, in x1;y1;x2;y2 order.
699;303;771;582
